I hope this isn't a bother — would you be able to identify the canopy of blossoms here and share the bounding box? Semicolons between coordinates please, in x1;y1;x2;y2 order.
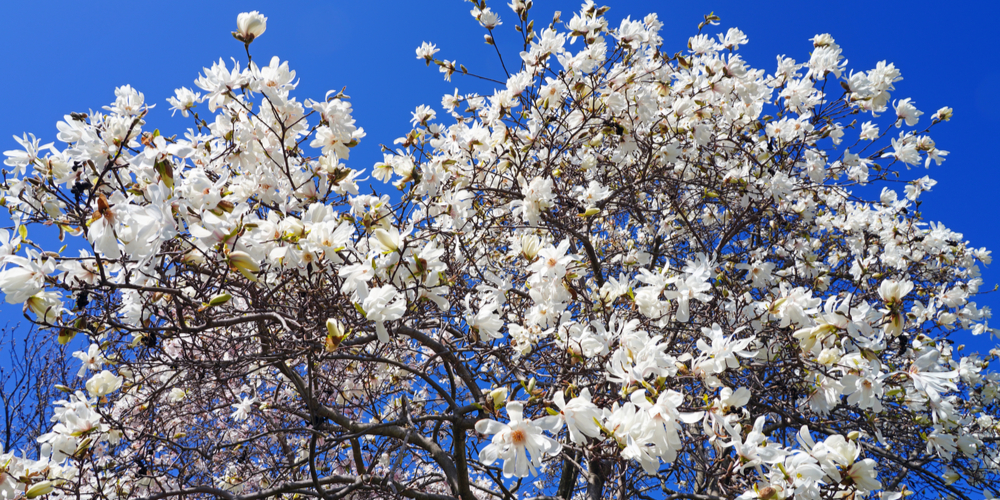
0;3;996;500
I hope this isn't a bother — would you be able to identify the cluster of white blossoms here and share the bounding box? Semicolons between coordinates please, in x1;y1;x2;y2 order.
0;2;997;500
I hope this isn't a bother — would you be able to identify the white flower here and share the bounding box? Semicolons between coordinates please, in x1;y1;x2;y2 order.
859;121;879;140
236;11;267;43
415;42;440;64
231;395;257;421
528;240;574;282
228;250;261;281
552;389;603;444
168;387;187;403
846;458;882;492
167;87;201;117
893;98;923;127
372;227;402;254
362;285;406;342
475;401;562;477
73;344;106;377
26;291;64;324
85;370;123;398
471;7;502;29
3;133;54;174
468;300;505;340
878;279;913;337
695;324;756;375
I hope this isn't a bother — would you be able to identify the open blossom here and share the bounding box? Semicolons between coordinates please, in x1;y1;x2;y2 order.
4;133;54;174
665;256;714;322
361;285;406;342
878;279;913;337
194;58;247;111
471;7;502;29
73;344;106;377
410;104;436;127
0;251;55;304
893;98;923;127
722;416;787;473
85;370;123;398
735;260;774;288
859;121;879;140
528;239;574;282
231;395;257;421
475;401;561;477
166;87;201;117
552;389;603;444
467;299;504;340
695;323;757;375
104;85;147;116
415;42;439;64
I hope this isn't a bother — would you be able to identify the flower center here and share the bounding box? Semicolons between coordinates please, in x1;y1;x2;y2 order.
510;428;526;445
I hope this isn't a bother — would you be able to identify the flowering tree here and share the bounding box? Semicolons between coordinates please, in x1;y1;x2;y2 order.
1;2;998;500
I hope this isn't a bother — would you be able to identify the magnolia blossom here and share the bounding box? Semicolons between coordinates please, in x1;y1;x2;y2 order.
695;324;757;377
85;370;123;398
73;344;106;377
361;285;406;342
552;389;603;444
475;401;562;477
471;7;501;29
25;291;63;324
231;396;257;421
415;42;439;64
878;278;913;337
235;11;267;42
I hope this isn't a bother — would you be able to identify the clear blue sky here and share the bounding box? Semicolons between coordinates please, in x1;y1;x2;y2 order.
1;1;998;351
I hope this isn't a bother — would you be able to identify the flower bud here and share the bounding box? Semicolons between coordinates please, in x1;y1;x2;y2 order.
520;234;541;260
235;11;267;43
816;348;841;366
228;251;260;282
325;318;347;352
200;292;233;311
169;387;187;402
933;106;953;122
488;386;508;410
757;486;777;500
26;481;54;499
942;469;960;485
181;251;206;266
373;228;400;253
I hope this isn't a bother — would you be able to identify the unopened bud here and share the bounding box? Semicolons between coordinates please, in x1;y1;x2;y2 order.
26;481;55;499
520;234;541;260
228;251;260;282
758;486;777;500
325;318;347;352
488;386;508;410
373;228;399;253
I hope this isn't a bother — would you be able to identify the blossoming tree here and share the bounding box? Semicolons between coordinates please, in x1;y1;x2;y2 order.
1;3;998;500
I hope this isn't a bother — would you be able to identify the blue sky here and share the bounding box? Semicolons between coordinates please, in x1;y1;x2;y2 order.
1;1;998;351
